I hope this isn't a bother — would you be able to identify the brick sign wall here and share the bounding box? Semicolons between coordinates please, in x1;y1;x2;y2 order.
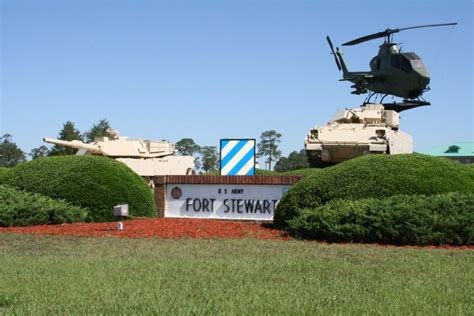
154;175;301;221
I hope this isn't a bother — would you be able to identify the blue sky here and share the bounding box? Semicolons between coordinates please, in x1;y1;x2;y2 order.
1;0;472;162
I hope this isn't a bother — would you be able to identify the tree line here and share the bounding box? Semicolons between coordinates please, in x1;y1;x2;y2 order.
174;130;308;173
1;123;308;172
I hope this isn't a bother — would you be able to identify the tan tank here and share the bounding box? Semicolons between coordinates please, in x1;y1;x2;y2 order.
44;129;195;180
305;104;412;167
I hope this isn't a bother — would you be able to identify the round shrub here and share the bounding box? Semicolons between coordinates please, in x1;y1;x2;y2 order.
3;156;155;222
0;185;88;226
275;154;474;228
287;192;474;245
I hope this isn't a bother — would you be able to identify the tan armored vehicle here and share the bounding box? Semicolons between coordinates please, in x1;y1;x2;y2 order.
44;129;195;181
305;104;412;167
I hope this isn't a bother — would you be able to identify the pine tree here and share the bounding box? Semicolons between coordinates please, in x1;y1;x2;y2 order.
257;130;282;170
176;138;201;169
201;146;219;173
0;134;26;167
29;145;50;159
48;121;83;156
84;119;113;143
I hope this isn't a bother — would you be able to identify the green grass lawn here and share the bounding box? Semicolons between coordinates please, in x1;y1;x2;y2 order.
0;234;472;315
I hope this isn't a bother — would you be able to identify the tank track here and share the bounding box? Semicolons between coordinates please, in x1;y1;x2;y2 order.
306;152;334;168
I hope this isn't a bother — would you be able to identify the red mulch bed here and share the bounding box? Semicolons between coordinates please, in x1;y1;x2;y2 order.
1;218;472;250
0;218;289;240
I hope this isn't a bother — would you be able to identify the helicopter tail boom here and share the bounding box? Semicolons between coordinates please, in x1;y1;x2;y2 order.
335;47;350;79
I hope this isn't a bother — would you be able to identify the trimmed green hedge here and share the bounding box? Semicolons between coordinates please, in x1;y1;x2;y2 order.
288;193;474;245
0;167;10;180
0;185;88;226
255;168;318;177
284;168;320;177
1;156;155;222
255;169;278;176
275;154;474;228
204;168;318;177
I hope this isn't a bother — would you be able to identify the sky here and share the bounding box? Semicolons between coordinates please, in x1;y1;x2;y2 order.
1;0;472;163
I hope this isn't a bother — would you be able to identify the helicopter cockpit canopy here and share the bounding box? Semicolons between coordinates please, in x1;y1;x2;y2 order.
403;53;425;69
390;53;425;73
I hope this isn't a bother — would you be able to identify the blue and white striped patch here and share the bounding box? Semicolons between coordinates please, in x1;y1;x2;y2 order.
220;139;256;176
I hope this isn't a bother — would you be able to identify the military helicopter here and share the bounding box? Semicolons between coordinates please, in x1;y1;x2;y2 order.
327;23;457;109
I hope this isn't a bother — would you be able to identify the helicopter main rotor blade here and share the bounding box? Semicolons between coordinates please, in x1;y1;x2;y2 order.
398;22;458;32
326;36;341;71
342;22;458;46
342;31;393;46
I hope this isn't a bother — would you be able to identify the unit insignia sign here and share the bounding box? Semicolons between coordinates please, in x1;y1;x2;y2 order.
220;139;256;176
170;187;182;199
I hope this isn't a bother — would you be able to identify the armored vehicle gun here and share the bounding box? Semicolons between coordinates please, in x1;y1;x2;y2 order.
305;104;412;167
44;129;195;181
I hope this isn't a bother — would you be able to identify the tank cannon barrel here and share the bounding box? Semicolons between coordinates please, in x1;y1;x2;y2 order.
43;138;101;153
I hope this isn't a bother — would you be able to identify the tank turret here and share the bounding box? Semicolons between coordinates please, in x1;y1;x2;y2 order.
304;104;412;167
44;129;195;178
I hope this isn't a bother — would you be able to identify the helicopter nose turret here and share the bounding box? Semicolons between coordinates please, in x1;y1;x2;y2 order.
413;64;429;79
407;74;430;99
414;67;430;90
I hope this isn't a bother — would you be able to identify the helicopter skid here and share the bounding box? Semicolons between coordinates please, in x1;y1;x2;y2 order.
380;100;430;112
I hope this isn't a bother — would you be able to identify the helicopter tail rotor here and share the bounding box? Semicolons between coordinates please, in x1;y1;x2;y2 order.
326;36;341;71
